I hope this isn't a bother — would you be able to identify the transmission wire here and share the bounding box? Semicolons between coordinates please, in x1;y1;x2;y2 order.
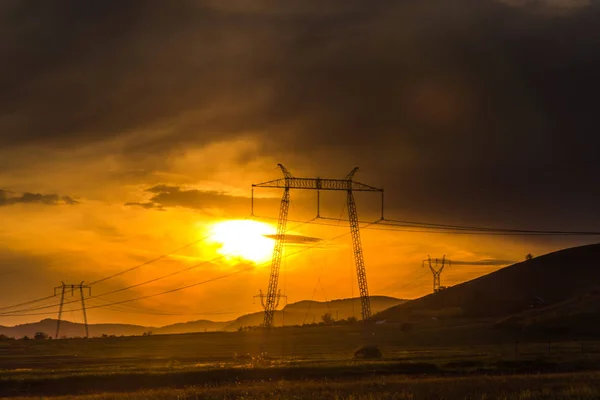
5;226;357;317
0;217;322;317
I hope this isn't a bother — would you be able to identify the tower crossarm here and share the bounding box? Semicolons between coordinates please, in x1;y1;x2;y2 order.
253;177;382;192
253;165;382;328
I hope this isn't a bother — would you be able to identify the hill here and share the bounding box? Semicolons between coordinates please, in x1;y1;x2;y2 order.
0;296;404;338
154;320;228;335
495;287;600;336
0;319;151;339
0;318;228;339
375;243;600;327
224;296;405;330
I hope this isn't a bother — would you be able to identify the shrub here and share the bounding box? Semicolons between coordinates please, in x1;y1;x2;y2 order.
34;332;49;340
353;345;383;359
321;312;334;325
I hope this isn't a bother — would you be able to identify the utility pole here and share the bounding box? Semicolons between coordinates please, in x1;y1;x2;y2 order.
54;282;91;339
423;256;451;293
252;164;383;328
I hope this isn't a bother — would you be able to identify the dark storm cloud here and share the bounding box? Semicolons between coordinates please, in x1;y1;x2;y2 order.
0;190;78;206
126;185;266;211
2;0;600;229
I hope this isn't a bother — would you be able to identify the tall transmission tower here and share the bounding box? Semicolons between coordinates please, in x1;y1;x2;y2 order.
54;282;91;339
422;255;451;293
252;164;383;328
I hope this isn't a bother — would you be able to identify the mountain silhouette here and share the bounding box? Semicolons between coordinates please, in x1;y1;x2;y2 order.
0;296;403;338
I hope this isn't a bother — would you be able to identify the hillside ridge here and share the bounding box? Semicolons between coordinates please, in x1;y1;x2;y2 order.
0;296;404;338
375;243;600;326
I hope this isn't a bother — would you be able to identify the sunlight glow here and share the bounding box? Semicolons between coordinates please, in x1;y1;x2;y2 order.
209;220;275;264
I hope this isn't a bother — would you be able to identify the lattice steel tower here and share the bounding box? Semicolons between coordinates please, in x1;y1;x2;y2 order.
423;255;451;293
252;165;383;328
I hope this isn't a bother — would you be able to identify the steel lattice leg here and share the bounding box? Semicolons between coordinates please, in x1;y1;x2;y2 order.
263;188;290;328
347;190;371;321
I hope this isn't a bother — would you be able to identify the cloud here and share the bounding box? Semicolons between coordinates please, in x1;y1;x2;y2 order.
262;234;323;245
0;190;78;207
124;201;165;211
1;0;600;229
125;185;257;212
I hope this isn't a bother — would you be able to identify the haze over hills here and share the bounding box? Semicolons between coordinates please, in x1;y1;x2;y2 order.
375;243;600;335
0;296;403;338
7;240;600;340
0;319;154;339
224;296;404;330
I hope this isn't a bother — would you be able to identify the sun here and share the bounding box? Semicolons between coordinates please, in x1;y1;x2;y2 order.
209;220;275;264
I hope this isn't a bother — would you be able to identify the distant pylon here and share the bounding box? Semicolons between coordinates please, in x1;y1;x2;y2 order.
254;289;287;325
422;255;451;293
54;282;91;339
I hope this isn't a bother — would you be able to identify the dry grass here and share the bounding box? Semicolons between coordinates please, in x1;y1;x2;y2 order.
3;330;600;399
5;372;600;400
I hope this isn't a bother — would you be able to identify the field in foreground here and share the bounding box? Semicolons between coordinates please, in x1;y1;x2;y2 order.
5;372;600;400
2;325;600;398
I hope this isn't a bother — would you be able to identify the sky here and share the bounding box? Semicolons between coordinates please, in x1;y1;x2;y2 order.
1;0;600;327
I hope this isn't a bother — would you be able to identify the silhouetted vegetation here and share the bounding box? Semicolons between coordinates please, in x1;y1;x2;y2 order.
34;331;49;340
321;312;334;325
353;345;383;359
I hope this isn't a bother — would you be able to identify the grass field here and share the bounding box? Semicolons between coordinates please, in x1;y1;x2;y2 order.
2;324;600;398
5;372;600;399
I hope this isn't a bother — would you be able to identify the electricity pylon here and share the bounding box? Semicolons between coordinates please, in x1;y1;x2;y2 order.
252;164;383;328
422;255;451;293
54;282;91;339
254;289;287;326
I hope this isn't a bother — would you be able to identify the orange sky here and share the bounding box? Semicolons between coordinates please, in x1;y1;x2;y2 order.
1;1;600;327
0;153;589;327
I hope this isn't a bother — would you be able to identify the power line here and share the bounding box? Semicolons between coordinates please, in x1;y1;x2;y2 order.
0;217;321;317
85;298;238;316
8;208;596;318
0;235;215;313
0;295;56;312
5;271;249;317
372;221;600;236
342;217;600;236
253;214;600;236
0;254;229;316
88;234;215;285
4;227;357;317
